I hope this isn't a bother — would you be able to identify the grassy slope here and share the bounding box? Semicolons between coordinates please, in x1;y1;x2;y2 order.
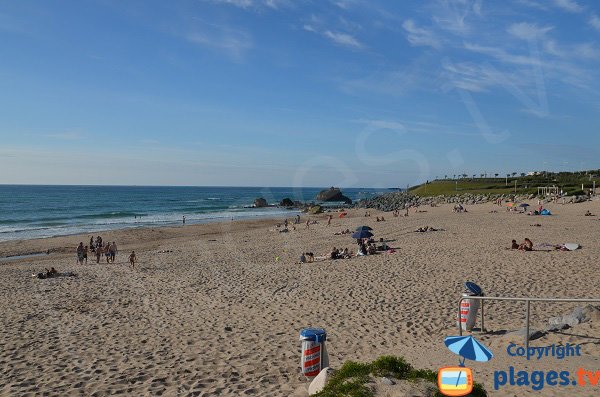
410;172;599;196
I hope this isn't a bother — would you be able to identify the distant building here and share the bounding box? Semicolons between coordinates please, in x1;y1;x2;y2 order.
527;171;542;176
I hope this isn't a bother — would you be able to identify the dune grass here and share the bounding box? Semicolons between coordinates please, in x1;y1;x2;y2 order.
313;355;487;397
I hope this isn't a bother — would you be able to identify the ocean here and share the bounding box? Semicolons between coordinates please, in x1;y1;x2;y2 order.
0;185;389;242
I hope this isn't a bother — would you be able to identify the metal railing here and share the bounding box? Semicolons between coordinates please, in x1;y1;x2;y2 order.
457;296;600;350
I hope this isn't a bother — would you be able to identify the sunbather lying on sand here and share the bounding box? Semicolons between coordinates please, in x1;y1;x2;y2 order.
33;267;76;279
414;226;444;232
518;238;533;251
584;210;595;216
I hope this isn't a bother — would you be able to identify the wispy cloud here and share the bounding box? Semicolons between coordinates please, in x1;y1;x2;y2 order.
402;20;440;49
209;0;289;10
431;0;482;36
323;30;363;48
553;0;583;13
507;22;553;40
187;24;253;61
303;22;364;49
590;14;600;31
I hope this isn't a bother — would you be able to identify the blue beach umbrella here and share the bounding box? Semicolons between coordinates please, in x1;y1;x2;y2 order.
351;230;373;239
519;203;530;208
444;335;493;366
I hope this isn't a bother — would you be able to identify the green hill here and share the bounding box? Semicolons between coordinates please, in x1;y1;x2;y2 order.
409;170;599;196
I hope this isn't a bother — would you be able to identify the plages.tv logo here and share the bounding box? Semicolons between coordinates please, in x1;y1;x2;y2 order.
438;335;493;397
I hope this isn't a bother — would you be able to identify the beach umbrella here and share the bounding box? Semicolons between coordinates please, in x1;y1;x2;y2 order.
519;203;530;208
355;226;373;231
352;230;373;239
444;335;493;366
339;212;347;218
506;203;516;207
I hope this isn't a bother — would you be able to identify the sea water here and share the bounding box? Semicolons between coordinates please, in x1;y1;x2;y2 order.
0;185;388;242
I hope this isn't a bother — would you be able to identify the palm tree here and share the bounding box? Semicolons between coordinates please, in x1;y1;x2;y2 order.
495;173;499;178
512;172;517;177
520;172;526;177
445;175;448;180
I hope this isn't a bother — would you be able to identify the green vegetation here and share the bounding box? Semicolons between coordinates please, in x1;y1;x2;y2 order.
409;170;600;197
313;355;487;397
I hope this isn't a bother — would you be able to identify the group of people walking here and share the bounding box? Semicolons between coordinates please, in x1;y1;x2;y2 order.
76;236;118;265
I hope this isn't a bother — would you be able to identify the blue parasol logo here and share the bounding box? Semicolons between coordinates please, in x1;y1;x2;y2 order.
444;335;494;367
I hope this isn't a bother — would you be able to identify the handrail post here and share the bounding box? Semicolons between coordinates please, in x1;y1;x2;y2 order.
480;300;485;333
525;299;530;351
458;297;463;336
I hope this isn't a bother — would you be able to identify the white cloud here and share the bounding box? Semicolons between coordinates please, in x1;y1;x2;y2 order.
553;0;583;13
303;22;364;49
187;25;253;61
303;24;317;33
402;20;440;49
590;14;600;31
507;23;553;40
463;42;542;66
210;0;289;9
323;30;363;48
431;0;482;36
214;0;253;8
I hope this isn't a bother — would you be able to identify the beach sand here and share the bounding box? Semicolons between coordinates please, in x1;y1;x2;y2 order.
1;201;599;396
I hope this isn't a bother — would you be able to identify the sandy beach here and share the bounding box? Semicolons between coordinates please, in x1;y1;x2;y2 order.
1;200;599;396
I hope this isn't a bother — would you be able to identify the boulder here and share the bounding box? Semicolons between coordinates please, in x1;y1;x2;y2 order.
308;367;334;395
309;205;323;214
253;198;268;208
279;198;294;207
316;187;352;204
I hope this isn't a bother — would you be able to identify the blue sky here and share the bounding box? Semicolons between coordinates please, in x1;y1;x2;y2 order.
1;0;599;187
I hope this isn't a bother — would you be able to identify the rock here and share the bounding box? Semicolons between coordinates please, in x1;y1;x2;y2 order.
316;187;352;204
511;327;545;341
545;323;570;332
548;305;600;329
380;377;395;385
279;198;294;207
309;205;323;214
253;198;268;208
308;367;334;395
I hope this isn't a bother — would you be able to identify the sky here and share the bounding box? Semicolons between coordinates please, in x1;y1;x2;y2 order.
1;0;599;188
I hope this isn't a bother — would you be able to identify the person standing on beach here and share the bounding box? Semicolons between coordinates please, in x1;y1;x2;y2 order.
327;214;332;226
83;246;88;264
76;242;85;265
183;215;186;225
95;244;103;264
110;242;118;263
305;219;310;230
106;243;112;264
129;251;136;268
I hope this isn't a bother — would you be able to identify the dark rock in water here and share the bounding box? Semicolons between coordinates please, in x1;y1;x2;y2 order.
253;198;268;208
279;198;294;207
316;187;352;204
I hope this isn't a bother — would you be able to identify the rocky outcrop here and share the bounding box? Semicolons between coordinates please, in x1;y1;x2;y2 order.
253;198;268;208
279;198;294;207
308;205;323;214
316;187;352;204
355;192;554;212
